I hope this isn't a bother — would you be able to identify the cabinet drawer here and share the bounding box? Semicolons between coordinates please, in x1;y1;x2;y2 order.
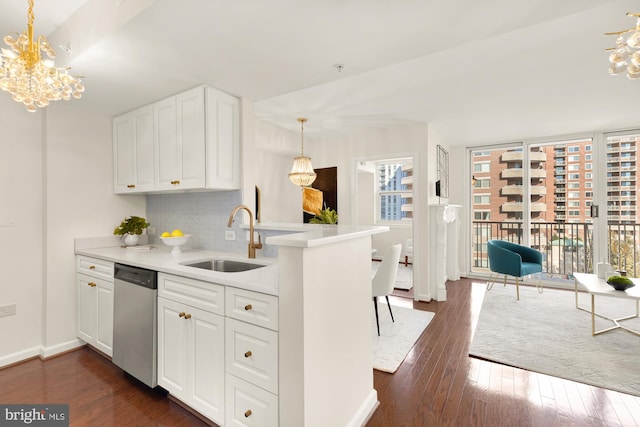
226;287;278;331
225;374;278;427
158;273;224;315
226;318;278;394
77;256;114;281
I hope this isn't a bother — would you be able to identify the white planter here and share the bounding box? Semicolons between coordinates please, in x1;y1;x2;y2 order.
124;234;139;246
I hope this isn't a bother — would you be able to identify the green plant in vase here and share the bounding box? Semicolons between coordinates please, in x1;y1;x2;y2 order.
113;216;150;246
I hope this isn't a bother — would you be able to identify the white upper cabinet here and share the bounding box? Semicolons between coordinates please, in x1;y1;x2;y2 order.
206;86;240;190
113;106;155;193
113;85;240;194
155;87;206;191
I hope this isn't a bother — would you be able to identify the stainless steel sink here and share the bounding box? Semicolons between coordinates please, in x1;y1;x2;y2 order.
182;259;266;273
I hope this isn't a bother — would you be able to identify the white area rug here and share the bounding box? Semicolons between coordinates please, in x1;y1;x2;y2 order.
470;284;640;396
372;303;434;373
371;262;413;290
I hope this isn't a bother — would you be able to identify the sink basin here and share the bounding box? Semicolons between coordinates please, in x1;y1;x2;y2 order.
182;259;266;273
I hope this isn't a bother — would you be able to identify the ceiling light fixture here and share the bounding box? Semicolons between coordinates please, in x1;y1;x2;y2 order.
0;0;85;112
606;12;640;79
288;118;317;187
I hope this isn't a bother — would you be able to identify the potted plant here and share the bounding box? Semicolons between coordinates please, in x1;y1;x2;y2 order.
309;206;338;224
113;216;150;246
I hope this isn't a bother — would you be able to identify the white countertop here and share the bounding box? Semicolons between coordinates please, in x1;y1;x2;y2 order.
75;225;387;294
263;224;389;248
75;242;279;296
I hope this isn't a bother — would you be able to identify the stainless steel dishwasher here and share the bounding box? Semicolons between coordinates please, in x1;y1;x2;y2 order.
113;263;158;388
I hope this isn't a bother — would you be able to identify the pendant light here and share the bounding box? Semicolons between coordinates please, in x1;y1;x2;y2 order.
288;118;317;187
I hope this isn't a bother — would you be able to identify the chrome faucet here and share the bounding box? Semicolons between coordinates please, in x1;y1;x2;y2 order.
227;205;262;258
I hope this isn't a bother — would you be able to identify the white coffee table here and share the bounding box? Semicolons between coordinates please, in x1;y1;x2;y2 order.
573;272;640;336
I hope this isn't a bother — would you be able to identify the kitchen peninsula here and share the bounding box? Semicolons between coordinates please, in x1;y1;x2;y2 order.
75;223;387;427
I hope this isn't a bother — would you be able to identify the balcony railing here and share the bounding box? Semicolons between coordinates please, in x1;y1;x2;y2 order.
501;185;546;196
502;169;546;178
472;221;640;278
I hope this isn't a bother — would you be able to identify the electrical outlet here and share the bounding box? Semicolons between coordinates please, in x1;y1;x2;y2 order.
147;226;156;236
225;230;236;241
0;304;16;318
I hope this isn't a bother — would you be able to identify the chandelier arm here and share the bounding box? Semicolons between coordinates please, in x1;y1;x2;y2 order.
605;29;636;36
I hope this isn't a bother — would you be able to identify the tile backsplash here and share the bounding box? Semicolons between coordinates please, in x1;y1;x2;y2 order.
146;191;278;257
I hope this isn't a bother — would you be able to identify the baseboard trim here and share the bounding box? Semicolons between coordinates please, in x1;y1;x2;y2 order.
39;339;85;360
0;339;86;369
0;346;42;369
39;339;87;360
348;389;379;427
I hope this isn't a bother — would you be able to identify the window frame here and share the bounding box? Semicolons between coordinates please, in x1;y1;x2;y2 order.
374;158;413;225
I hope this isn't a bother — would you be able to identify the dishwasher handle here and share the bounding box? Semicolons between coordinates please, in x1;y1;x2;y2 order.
114;263;157;289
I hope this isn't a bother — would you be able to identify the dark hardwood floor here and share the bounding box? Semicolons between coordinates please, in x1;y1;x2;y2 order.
1;278;639;426
368;279;640;427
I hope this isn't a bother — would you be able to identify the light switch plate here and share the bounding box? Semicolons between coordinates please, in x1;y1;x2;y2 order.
225;230;235;241
0;304;16;317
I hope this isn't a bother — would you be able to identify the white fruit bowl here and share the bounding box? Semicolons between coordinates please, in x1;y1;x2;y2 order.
159;234;191;254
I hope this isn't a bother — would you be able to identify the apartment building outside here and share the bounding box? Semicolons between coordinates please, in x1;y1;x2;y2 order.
471;134;640;279
378;159;413;222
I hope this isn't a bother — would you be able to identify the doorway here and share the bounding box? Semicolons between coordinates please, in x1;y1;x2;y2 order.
355;156;415;298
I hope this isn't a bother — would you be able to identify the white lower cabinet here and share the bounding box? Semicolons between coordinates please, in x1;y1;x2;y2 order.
157;272;279;426
157;275;225;426
225;287;279;426
76;256;114;357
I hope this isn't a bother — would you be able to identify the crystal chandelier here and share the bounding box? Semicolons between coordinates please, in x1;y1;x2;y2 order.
288;118;317;187
606;12;640;79
0;0;85;112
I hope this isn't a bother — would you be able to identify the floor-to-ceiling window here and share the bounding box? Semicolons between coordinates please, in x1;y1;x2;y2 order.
470;130;640;286
469;132;640;288
603;131;640;277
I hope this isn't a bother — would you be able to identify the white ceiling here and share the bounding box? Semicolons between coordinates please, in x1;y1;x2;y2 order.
1;0;637;146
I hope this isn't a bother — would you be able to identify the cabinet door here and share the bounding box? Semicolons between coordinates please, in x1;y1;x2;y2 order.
113;106;154;193
95;280;114;356
113;114;136;193
206;86;240;189
177;87;206;189
190;306;225;425
76;274;97;344
134;107;155;191
157;297;189;400
154;97;179;191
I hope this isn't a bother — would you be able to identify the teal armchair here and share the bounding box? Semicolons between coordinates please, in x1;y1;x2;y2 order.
487;239;543;300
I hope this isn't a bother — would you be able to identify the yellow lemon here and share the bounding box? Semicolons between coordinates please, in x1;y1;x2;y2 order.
160;231;170;238
171;229;184;237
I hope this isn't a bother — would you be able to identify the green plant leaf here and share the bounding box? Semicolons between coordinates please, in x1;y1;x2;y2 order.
113;216;150;235
309;207;338;224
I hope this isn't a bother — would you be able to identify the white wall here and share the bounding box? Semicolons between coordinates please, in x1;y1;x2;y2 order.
43;101;146;354
0;97;44;364
356;170;375;225
243;116;303;223
0;97;145;365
